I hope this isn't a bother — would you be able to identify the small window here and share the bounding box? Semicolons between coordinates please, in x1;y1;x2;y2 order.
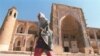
9;11;12;15
17;41;20;46
14;13;16;18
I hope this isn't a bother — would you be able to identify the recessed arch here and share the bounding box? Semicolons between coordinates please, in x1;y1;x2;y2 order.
28;25;36;34
13;37;22;51
59;15;85;52
61;15;82;35
26;37;34;51
17;24;25;33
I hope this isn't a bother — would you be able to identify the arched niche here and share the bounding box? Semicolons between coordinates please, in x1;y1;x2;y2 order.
28;26;36;34
13;37;22;51
17;24;25;33
59;15;85;52
26;37;34;51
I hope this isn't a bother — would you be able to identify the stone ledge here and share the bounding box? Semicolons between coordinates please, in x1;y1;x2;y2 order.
0;51;100;56
0;51;32;54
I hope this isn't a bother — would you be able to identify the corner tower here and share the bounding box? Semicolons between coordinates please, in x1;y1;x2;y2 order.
0;7;18;51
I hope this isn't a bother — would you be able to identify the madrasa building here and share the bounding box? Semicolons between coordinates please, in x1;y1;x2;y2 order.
0;3;100;54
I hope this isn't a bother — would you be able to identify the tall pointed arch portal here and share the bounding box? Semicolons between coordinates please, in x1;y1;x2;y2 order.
59;15;85;53
50;4;94;53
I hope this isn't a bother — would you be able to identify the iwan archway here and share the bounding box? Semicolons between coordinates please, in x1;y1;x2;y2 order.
50;4;94;53
59;15;85;53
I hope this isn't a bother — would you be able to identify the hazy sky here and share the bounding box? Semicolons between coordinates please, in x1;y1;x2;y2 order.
0;0;100;28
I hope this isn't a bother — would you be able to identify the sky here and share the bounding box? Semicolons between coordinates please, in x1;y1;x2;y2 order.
0;0;100;28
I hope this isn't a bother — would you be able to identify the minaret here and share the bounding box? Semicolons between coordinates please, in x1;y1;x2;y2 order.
0;7;18;51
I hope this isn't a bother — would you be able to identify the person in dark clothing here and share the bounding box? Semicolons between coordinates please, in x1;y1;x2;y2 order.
36;29;52;51
34;12;55;56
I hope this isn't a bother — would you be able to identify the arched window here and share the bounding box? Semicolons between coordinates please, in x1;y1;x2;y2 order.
14;13;16;18
17;25;25;33
13;38;21;51
9;11;12;16
28;26;36;34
